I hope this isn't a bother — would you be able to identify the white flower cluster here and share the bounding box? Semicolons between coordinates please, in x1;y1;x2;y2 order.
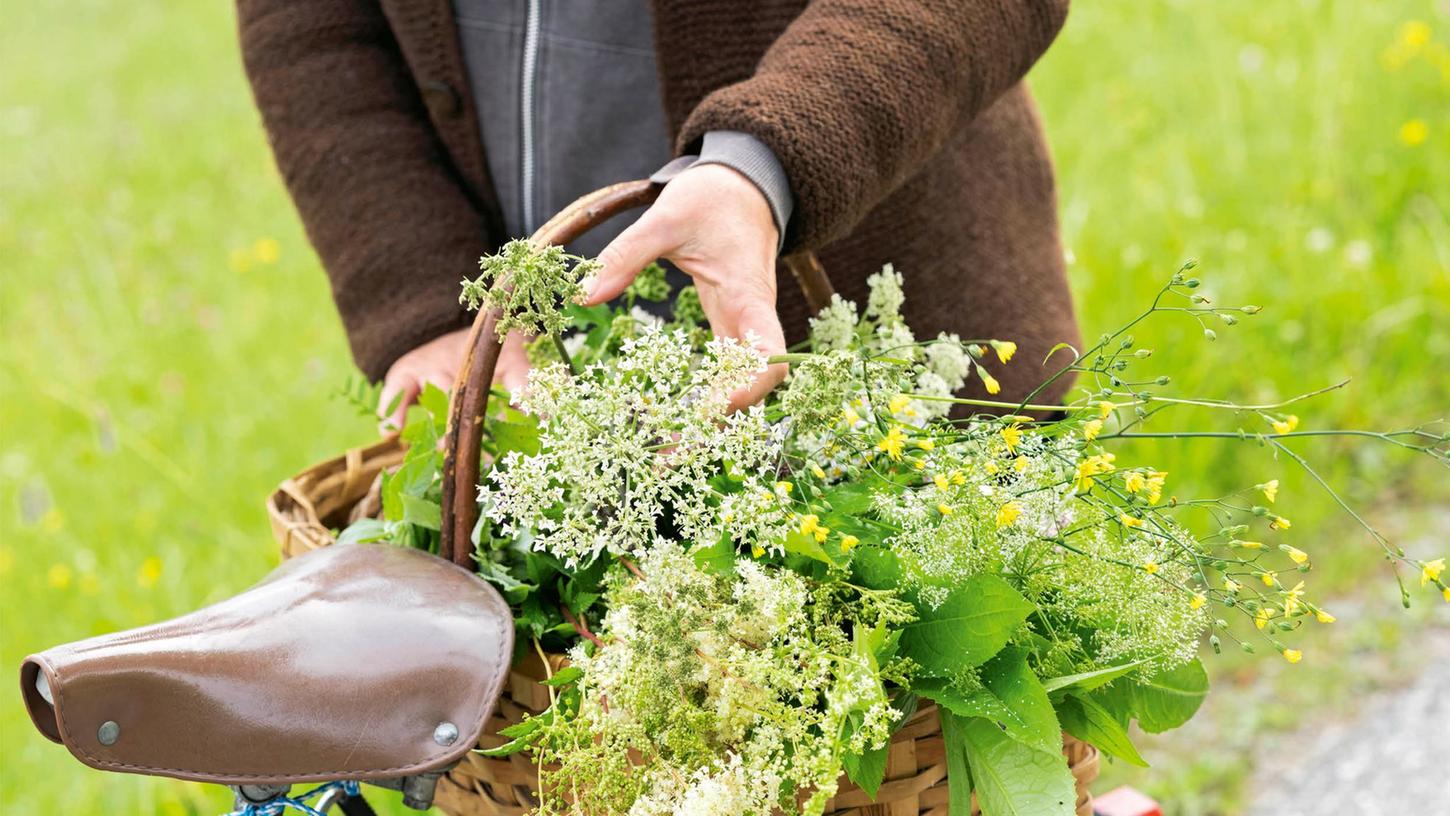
484;327;793;566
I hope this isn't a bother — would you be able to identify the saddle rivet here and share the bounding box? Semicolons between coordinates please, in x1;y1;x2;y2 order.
97;721;120;746
433;721;459;746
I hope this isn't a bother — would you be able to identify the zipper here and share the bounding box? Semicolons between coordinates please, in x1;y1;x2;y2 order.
519;0;542;232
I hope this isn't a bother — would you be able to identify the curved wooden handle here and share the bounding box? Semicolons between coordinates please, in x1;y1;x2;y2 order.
438;179;836;566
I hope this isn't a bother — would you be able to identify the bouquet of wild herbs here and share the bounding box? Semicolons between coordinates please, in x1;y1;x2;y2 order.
341;242;1447;816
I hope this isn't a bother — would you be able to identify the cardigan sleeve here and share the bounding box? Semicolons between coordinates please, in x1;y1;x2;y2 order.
675;0;1070;253
237;0;491;380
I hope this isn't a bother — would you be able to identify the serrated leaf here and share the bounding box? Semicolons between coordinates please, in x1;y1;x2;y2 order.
691;537;737;575
957;714;1075;816
851;545;902;591
1108;658;1209;734
822;481;876;515
401;494;442;530
782;529;836;565
1041;660;1145;695
842;740;888;799
899;575;1033;676
1057;695;1148;767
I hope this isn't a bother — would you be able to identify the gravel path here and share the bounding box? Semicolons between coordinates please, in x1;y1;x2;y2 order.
1243;639;1450;816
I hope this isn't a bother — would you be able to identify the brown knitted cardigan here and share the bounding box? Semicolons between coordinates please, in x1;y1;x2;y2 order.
237;0;1080;404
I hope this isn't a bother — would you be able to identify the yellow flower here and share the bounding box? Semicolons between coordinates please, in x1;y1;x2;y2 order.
912;459;927;470
1098;401;1115;419
1269;515;1292;531
1443;587;1449;603
840;534;860;552
1013;456;1029;473
722;510;735;523
253;238;281;264
1001;423;1023;452
990;340;1017;364
1255;607;1274;630
1224;578;1241;594
888;394;913;416
1143;560;1159;575
774;480;794;497
1401;20;1431;48
1257;479;1279;503
1282;649;1303;664
47;563;73;590
841;407;861;426
1261;572;1277;587
933;473;950;491
1270;415;1299;435
136;556;163;589
810;463;827;479
1073;453;1117;492
950;470;967;486
876;427;906;461
1422;558;1445;587
979;369;1001;395
1082;418;1103;442
1399;118;1429;147
1146;471;1167;505
1315;608;1336;624
985;460;999;475
1234;539;1264;550
751;544;766;558
799;514;829;543
1189;593;1206;610
1119;513;1145;529
938;503;955;517
1282;545;1309;565
915;438;935;451
996;501;1022;528
1124;471;1146;494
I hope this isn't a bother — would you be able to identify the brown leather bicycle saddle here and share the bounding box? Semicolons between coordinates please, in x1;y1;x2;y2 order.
20;543;513;785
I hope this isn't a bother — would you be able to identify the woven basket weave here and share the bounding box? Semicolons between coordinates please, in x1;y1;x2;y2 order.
266;180;1098;815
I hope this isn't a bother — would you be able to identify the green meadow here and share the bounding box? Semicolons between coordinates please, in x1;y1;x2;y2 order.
2;1;1445;813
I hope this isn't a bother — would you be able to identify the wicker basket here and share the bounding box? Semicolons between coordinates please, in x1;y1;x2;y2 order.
266;181;1099;816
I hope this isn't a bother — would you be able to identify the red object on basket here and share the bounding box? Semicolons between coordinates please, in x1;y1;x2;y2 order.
1092;786;1162;816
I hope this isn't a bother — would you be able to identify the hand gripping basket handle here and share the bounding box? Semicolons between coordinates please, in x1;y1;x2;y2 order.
439;178;837;566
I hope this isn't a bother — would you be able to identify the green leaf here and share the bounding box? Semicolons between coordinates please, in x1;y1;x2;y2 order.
691;537;737;576
1041;660;1145;695
822;481;876;515
959;715;1075;816
978;648;1061;755
336;519;390;547
842;741;888;799
899;575;1033;676
1101;658;1209;734
401;493;442;530
782;529;836;565
938;708;976;816
851;545;902;591
1057;695;1148;767
542;666;583;687
490;420;541;457
417;383;450;424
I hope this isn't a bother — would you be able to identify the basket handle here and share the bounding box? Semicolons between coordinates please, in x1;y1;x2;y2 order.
439;178;836;566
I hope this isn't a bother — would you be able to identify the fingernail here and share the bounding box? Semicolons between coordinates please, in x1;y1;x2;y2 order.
576;275;598;303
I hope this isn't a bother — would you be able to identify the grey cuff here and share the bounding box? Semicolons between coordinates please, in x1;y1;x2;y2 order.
650;130;794;251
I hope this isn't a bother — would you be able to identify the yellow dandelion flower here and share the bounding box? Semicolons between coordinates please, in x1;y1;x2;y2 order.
840;534;860;552
1261;571;1277;587
979;369;1001;395
1124;471;1146;494
1258;479;1279;503
1269;515;1292;531
1014;456;1029;473
995;501;1022;528
1001;423;1023;452
888;394;912;415
1255;607;1274;630
253;238;281;264
1190;593;1206;610
1143;560;1159;575
751;544;766;558
1270;414;1299;435
1282;649;1302;664
950;470;967;486
1146;471;1167;505
136;556;163;589
47;563;73;590
1399;119;1429;147
990;340;1017;364
1082;418;1103;442
933;473;950;491
1119;513;1145;529
1422;558;1445;587
939;503;955;517
876;427;906;461
1282;545;1309;565
1098;401;1115;419
1315;608;1336;624
912;459;927;470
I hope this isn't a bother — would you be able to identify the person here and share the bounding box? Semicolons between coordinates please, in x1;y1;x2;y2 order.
237;0;1080;429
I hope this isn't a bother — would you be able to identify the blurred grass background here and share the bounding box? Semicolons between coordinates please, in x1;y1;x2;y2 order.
1;0;1446;813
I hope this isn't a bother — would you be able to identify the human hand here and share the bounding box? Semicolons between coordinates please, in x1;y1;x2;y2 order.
377;327;531;434
582;163;786;410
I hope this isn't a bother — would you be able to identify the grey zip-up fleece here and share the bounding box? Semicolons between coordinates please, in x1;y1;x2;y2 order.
450;0;793;259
